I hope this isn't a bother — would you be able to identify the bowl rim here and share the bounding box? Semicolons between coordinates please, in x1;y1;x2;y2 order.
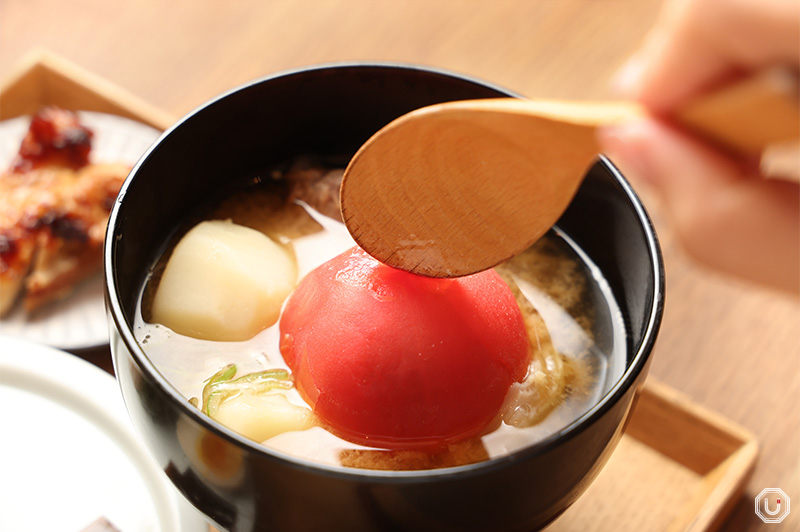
105;61;665;482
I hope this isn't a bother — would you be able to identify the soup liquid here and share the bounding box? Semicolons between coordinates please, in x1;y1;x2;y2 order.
134;166;626;470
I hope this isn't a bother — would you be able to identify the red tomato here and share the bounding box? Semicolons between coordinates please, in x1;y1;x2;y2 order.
279;247;529;449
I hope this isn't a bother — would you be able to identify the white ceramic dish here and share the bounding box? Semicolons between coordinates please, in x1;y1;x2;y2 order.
0;111;161;350
0;335;208;532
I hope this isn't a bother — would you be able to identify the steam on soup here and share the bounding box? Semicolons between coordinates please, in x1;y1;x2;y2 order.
134;157;626;471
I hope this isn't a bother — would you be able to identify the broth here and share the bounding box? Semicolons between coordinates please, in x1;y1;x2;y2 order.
133;159;626;470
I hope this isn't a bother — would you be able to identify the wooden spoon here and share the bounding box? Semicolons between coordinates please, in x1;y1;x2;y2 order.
340;70;799;278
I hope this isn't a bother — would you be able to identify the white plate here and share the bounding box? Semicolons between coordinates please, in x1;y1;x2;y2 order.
0;336;208;532
0;111;162;350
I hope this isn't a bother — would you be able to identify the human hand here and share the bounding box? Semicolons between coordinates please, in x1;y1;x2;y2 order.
598;0;800;294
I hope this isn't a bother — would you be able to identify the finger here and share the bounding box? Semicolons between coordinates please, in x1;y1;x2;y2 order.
599;119;800;294
617;0;800;112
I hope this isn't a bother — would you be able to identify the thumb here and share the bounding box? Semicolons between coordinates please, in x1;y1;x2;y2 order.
598;119;800;294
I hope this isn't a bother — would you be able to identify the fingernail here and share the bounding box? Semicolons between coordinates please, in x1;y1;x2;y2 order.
610;54;645;97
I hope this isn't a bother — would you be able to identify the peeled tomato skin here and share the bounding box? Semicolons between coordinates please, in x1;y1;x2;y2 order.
279;247;530;449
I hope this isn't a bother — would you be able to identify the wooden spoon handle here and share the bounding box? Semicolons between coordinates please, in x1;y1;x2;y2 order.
470;68;799;157
674;68;800;156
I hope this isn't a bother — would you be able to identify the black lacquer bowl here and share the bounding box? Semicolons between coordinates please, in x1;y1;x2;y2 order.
105;64;664;532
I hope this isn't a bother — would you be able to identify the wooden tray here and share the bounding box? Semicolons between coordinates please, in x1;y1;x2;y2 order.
549;379;757;532
0;47;175;130
1;50;758;532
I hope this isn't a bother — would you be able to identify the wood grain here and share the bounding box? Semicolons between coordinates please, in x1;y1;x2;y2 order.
551;380;758;532
1;2;797;531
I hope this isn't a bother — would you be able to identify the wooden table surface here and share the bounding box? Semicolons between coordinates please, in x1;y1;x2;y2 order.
1;1;797;531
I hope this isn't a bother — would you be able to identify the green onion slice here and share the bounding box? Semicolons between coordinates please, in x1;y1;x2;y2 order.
197;364;294;417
